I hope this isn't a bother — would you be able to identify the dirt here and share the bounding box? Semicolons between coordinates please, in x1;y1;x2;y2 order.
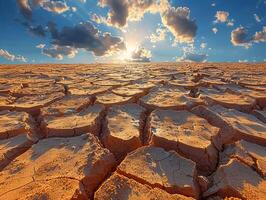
0;62;265;200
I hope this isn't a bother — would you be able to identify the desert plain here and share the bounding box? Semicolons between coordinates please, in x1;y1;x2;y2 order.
0;62;265;200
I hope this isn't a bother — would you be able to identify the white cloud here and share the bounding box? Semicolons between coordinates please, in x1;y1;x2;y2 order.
36;44;45;49
212;27;218;34
254;14;261;22
177;52;207;62
42;45;78;60
227;20;234;26
0;49;27;62
161;6;197;43
200;43;207;49
41;0;69;14
215;11;229;23
231;26;252;48
97;0;167;28
253;26;266;43
129;46;152;62
71;7;77;12
231;26;266;48
96;1;197;43
214;11;234;27
150;27;167;43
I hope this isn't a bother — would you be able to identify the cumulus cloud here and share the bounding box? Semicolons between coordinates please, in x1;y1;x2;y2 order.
42;45;77;60
96;1;197;43
215;11;229;23
98;0;129;27
97;0;168;28
177;52;207;62
41;0;69;13
127;0;168;21
231;26;252;48
150;27;167;43
91;14;108;24
161;6;197;43
253;26;266;43
231;26;266;48
130;47;152;62
48;21;126;56
17;0;69;19
71;6;77;12
17;0;32;19
20;21;46;37
200;43;207;49
212;27;218;34
238;59;248;63
0;49;27;62
36;44;45;48
214;11;234;26
254;14;261;23
227;21;234;27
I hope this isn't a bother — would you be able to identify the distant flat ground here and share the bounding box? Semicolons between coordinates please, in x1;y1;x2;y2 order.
0;62;266;200
1;62;266;70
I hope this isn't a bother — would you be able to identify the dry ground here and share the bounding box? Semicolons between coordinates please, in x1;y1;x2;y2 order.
0;62;266;200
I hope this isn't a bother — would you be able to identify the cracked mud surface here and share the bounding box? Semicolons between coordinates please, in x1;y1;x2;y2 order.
0;63;265;200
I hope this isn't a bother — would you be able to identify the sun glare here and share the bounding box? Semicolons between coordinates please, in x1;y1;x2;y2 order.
120;43;137;61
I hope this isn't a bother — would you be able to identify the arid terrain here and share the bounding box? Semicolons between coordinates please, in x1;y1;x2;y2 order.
0;63;265;200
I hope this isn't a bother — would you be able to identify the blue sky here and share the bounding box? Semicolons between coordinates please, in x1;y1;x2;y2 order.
0;0;265;64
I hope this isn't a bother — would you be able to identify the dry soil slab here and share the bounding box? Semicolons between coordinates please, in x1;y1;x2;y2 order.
192;105;266;146
0;133;116;199
128;79;156;91
168;74;201;89
102;103;146;158
96;92;135;107
117;146;200;199
0;110;37;140
10;83;65;97
139;86;203;111
0;95;16;110
0;83;21;95
40;95;93;118
147;109;219;174
0;134;34;171
204;159;266;200
215;84;266;108
68;83;112;96
94;172;194;200
94;79;129;87
0;178;87;200
199;77;227;87
199;87;256;112
220;140;266;178
253;110;266;123
0;93;65;115
111;86;147;98
41;104;105;137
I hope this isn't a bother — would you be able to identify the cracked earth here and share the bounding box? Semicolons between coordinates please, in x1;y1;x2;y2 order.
0;63;265;200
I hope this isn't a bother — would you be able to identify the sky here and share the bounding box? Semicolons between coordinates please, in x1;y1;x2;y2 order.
0;0;265;64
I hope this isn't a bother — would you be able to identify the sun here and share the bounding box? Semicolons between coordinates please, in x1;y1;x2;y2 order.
120;43;137;61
